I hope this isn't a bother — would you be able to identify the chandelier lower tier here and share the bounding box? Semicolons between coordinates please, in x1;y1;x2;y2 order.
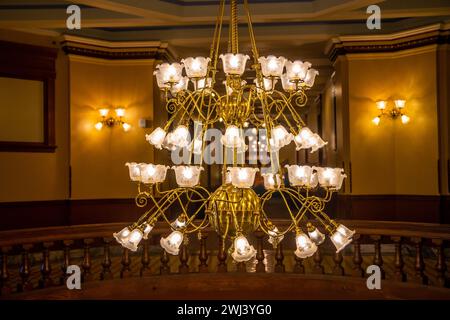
114;0;355;262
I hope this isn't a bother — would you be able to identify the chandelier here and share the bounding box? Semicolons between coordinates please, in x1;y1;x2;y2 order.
114;0;355;263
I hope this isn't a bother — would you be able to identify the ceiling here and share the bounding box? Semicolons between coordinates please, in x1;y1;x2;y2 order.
1;0;449;100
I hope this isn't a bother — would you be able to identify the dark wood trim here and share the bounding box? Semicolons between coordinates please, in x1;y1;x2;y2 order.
0;41;57;153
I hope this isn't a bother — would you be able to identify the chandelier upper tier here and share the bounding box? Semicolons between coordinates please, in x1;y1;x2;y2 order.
114;0;355;263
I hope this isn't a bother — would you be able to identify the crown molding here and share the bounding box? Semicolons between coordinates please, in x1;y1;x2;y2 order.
325;23;450;62
60;35;175;62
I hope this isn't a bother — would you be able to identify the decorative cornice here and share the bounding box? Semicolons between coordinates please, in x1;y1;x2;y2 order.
325;23;450;62
60;35;175;62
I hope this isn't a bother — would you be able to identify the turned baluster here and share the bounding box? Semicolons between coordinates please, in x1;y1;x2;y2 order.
351;235;364;277
1;247;12;296
39;242;54;288
371;235;385;279
312;246;324;274
332;251;345;276
179;241;189;274
82;239;94;282
274;243;285;273
217;237;227;273
293;255;305;274
101;238;113;280
411;237;428;285
198;233;209;273
255;231;265;273
432;239;447;287
60;240;73;285
160;250;170;275
140;239;152;277
17;244;33;292
120;248;132;278
391;236;406;282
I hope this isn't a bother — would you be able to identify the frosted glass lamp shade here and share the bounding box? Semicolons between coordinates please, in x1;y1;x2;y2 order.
160;231;184;255
268;226;284;246
294;127;327;152
253;78;277;93
394;100;406;109
331;230;353;253
258;55;286;77
122;229;143;252
113;227;131;246
181;57;210;78
231;235;256;262
281;73;297;92
193;77;212;92
261;173;282;190
154;63;183;85
170;76;189;96
168;125;191;148
125;162;141;182
227;167;259;188
308;226;325;245
138;164;169;184
221;125;245;148
336;224;355;239
285;165;315;187
145;127;167;149
271;125;294;149
142;223;153;240
220;53;250;75
173;166;203;187
294;233;318;258
315;167;346;190
171;216;187;230
303;69;319;87
286;60;311;81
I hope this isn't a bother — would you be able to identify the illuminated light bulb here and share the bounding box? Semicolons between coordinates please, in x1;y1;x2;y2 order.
99;108;109;117
122;123;131;132
183;167;193;179
238;169;248;181
294;232;317;258
376;101;386;110
122;229;143;252
307;223;325;245
394;100;406;109
160;231;184;255
372;116;381;126
115;108;125;117
231;235;256;262
145;127;167;149
229;55;239;68
125;162;141;182
94;122;103;131
330;230;352;253
142;223;153;240
401;115;410;124
113;227;131;246
243;122;249;128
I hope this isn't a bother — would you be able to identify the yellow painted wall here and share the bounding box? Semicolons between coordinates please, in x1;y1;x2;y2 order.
69;56;156;199
347;46;439;195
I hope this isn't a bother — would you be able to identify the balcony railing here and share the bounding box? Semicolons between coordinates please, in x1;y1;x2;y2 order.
0;220;449;299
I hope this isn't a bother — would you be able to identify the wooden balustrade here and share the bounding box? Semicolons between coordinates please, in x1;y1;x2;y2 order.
0;220;449;298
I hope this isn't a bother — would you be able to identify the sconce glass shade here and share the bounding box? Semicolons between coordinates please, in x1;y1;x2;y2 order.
221;125;245;148
99;108;109;117
181;57;211;78
138;164;169;184
193;77;212;92
281;73;297;92
160;231;184;255
258;55;287;77
268;226;284;246
271;125;294;149
261;173;282;190
376;101;386;110
285;165;316;188
122;123;131;132
169;125;191;148
173;166;203;187
170;77;189;96
142;223;153;240
294;127;327;152
294;232;318;258
315;167;346;190
285;60;311;81
154;63;183;86
122;228;143;252
394;100;406;109
113;227;131;246
231;235;257;262
372;116;381;126
330;229;353;253
303;69;319;87
146;127;167;149
227;167;259;188
125;162;142;181
401;114;410;124
223;80;247;95
220;53;250;75
115;108;125;117
253;78;277;93
307;225;325;245
95;122;103;131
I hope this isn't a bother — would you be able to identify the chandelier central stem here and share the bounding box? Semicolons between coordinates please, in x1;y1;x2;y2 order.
230;0;239;54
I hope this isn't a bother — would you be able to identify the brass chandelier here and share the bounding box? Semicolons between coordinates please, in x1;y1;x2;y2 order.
114;0;355;263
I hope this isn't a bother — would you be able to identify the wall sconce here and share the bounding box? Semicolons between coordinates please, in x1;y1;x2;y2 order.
372;100;410;126
95;108;131;132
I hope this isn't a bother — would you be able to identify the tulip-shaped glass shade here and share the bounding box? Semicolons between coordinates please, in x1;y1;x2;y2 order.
193;77;212;91
285;165;315;187
258;55;286;77
173;166;204;187
294;232;318;258
330;230;352;253
376;100;386;110
401;114;410;124
286;60;311;81
372;116;381;126
231;235;257;262
142;223;153;240
170;76;189;96
154;63;183;85
221;125;245;148
394;100;406;109
220;53;250;75
253;78;277;93
271;125;294;149
99;108;109;117
307;224;325;245
125;162;141;182
268;226;284;246
94;122;103;131
160;231;184;255
336;224;355;239
315;167;346;190
145;127;167;149
138;164;169;184
122;229;143;252
261;173;282;190
171;215;187;230
294;127;327;152
303;69;319;87
281;73;297;92
169;125;191;148
227;167;259;188
113;227;131;246
115;108;125;117
181;57;210;78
